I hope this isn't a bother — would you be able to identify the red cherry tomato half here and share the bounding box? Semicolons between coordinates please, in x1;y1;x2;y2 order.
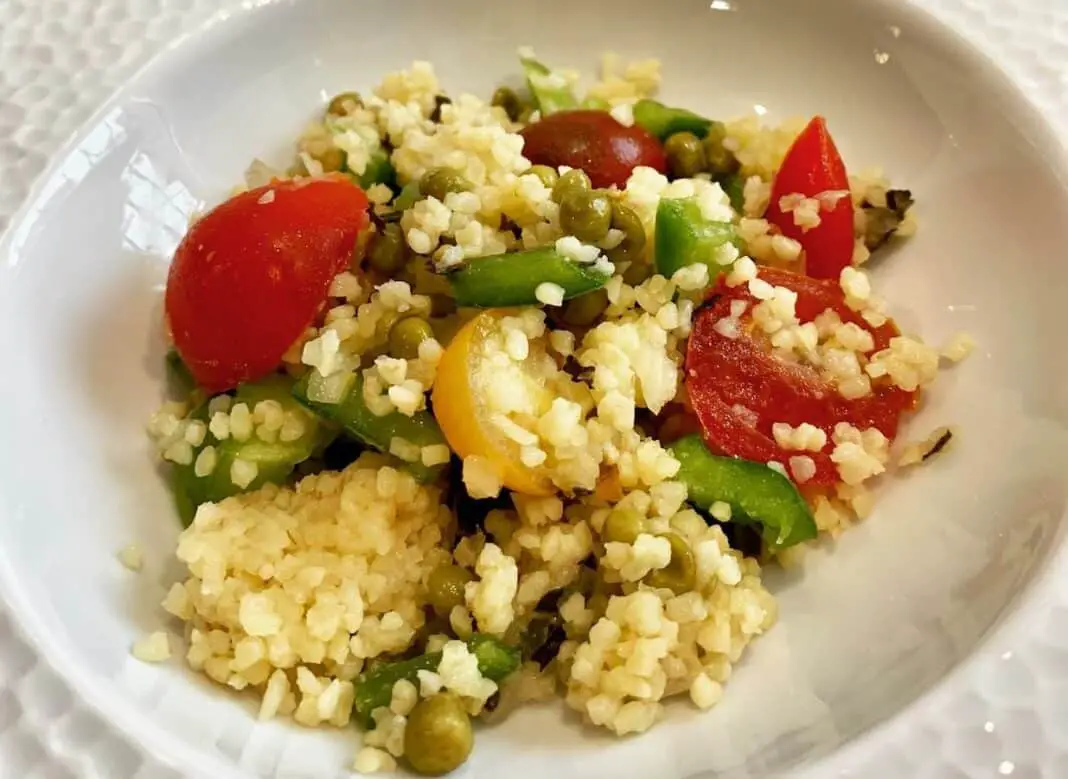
765;116;855;280
520;110;667;189
684;267;916;483
166;176;370;393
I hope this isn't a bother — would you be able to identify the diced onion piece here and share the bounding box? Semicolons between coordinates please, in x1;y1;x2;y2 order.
306;369;355;405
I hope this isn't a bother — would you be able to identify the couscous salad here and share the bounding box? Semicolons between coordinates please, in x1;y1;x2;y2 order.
140;51;972;775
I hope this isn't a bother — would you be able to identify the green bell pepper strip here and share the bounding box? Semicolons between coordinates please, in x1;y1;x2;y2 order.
654;197;742;281
668;434;817;550
165;349;207;412
355;149;396;191
632;99;712;140
165;349;196;393
393;180;421;211
520;55;578;115
293;370;447;483
171;375;321;525
170;468;199;526
353;635;520;727
719;173;745;214
447;247;611;308
580;96;611;111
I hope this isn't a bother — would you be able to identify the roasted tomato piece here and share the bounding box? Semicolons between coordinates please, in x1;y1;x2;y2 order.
433;310;555;497
520;110;667;189
166;176;370;392
765;116;855;280
684;268;916;483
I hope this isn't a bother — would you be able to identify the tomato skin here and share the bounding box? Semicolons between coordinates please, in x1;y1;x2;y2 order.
765;116;855;280
520;110;667;189
433;310;554;496
166;176;370;393
684;268;915;484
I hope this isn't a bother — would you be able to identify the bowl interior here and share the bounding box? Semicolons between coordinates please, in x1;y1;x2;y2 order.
1;0;1067;777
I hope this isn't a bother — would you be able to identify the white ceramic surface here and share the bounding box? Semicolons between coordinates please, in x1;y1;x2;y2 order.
1;1;1067;778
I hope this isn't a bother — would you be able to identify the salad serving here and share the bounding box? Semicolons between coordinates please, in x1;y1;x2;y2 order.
136;50;972;775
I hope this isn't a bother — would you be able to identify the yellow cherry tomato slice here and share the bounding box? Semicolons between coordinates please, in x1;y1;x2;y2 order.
433;310;554;496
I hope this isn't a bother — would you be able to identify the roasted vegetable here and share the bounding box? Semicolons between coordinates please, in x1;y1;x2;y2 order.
293;370;447;482
764;116;854;279
632;99;713;140
446;247;611;308
519;53;578;115
861;188;914;251
352;635;520;726
669;434;817;550
654;196;741;280
171;376;321;524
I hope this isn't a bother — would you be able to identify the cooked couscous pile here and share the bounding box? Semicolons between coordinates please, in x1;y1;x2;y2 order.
140;50;972;775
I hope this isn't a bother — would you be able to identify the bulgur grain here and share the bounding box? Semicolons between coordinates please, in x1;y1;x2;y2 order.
117;544;144;572
132;631;171;663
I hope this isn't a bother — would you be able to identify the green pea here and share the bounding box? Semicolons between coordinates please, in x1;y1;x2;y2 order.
326;91;362;116
527;165;559;190
562;288;609;327
426;564;474;619
483;509;515;546
367;223;407;275
559;190;613;243
551;169;592;204
703;121;740;177
353;224;375;266
622;259;652;286
420;167;471;203
311;146;346;174
389;316;435;361
491;86;523;122
664;131;707;179
606;202;647;264
644;532;697;594
602;508;645;544
404;694;474;775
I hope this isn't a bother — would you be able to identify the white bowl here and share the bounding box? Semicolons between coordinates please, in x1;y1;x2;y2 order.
1;0;1066;777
